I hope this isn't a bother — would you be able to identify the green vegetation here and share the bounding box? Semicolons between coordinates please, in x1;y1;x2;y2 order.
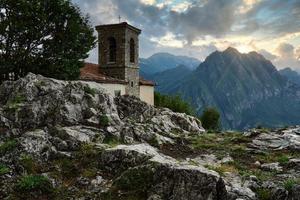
5;95;26;111
0;164;9;175
84;86;97;97
205;164;238;176
283;178;300;192
99;115;110;127
277;155;289;165
103;135;120;147
16;175;53;193
200;107;221;130
189;132;299;183
154;92;194;115
256;188;272;200
0;0;95;82
20;154;41;174
0;139;18;155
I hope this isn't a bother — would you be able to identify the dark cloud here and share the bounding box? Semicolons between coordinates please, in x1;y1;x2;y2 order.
240;0;300;36
168;0;240;42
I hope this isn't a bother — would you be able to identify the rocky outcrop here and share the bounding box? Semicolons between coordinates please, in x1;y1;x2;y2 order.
101;144;227;200
0;74;299;200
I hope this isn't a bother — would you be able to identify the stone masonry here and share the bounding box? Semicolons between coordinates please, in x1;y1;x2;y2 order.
96;22;141;97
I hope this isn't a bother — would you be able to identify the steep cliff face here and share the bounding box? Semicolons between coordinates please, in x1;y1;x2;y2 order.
0;74;299;200
161;48;300;129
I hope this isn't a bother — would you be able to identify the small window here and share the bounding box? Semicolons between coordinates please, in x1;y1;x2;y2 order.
114;90;121;96
130;81;134;87
130;38;135;63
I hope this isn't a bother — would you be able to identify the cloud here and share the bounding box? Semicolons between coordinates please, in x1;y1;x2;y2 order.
168;0;240;42
72;0;300;70
258;49;277;61
273;43;300;70
276;43;294;58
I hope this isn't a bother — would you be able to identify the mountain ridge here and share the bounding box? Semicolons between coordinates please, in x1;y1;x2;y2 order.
156;47;300;129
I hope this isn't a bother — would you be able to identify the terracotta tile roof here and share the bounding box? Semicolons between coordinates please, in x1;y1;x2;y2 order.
80;63;127;84
139;77;155;86
80;62;155;86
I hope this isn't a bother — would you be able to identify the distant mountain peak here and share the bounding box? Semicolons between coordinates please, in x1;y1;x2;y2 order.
224;47;240;54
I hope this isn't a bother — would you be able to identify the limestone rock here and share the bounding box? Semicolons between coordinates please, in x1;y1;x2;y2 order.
101;144;228;200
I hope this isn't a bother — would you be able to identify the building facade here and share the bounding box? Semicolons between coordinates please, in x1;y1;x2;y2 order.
80;22;154;105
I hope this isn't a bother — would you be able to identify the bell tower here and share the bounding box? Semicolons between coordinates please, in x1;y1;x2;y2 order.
96;22;141;97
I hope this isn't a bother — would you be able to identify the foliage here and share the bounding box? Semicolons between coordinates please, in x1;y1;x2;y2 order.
20;154;41;174
154;92;194;115
0;139;17;155
103;135;120;147
283;178;299;192
5;95;26;111
256;188;272;200
0;0;96;82
0;164;9;175
99;115;110;127
84;86;97;97
16;175;53;193
277;155;289;165
200;107;221;130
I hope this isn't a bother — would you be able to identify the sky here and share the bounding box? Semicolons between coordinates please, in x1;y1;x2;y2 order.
72;0;300;71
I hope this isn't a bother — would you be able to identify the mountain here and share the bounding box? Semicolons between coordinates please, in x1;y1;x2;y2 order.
150;65;192;92
140;52;200;78
279;67;300;86
159;47;300;129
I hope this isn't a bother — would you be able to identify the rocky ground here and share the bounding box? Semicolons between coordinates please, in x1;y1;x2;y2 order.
0;73;299;200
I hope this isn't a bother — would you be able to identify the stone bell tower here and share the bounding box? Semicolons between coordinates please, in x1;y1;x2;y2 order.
96;22;141;97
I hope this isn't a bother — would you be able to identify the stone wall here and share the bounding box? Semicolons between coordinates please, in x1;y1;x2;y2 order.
96;23;141;98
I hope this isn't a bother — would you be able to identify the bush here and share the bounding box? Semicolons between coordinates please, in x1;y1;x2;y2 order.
200;107;221;130
0;164;9;175
0;139;18;155
154;92;194;115
84;86;97;97
283;179;299;192
99;115;110;127
256;188;271;200
16;175;53;193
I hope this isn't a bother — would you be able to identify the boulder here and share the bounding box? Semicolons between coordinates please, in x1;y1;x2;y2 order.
101;144;228;200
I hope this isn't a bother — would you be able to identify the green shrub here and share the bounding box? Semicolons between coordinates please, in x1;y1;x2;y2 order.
103;135;120;147
16;175;53;193
200;107;221;130
58;158;78;179
277;155;289;165
283;179;299;192
154;92;194;115
5;95;26;111
99;115;110;127
0;164;9;175
20;154;40;174
256;188;272;200
0;139;18;155
84;86;97;97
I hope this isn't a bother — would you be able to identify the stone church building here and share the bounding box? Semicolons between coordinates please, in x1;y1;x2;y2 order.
80;22;154;105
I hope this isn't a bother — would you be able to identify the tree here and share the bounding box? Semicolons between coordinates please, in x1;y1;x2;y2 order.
154;92;194;115
0;0;96;82
200;107;221;130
